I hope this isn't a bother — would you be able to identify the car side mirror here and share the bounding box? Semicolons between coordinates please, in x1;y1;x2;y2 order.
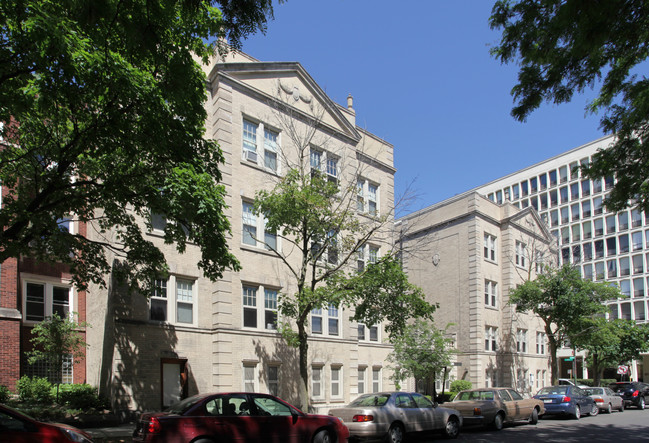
432;401;439;408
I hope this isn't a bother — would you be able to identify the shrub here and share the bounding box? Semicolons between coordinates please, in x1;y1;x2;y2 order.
59;384;102;410
0;385;10;403
16;376;54;404
449;380;472;394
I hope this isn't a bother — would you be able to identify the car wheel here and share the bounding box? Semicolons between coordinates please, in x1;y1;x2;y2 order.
589;403;599;416
492;412;504;431
528;408;539;425
443;416;460;439
313;429;332;443
385;423;404;443
605;403;612;414
573;405;581;420
619;402;625;412
639;397;645;410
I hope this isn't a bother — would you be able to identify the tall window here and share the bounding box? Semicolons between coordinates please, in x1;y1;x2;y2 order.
358;367;366;394
311;308;323;334
484;234;497;261
326;156;338;183
243;286;257;328
242;119;257;161
264;289;278;330
331;367;341;398
515;241;526;267
243;365;257;392
367;183;378;215
516;329;528;353
150;278;168;321
357;244;379;272
356;178;379;215
242;284;280;330
311;366;323;399
328;304;339;336
242;119;280;172
268;366;279;396
264;128;278;171
358;323;379;342
242;202;257;246
536;332;546;354
176;279;194;324
484;280;497;307
485;326;497;351
24;281;72;322
372;368;381;392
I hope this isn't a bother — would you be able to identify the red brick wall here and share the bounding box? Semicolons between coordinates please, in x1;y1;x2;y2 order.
0;318;20;390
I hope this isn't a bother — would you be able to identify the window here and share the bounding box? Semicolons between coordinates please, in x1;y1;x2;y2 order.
358;367;366;394
560;186;569;204
634;278;645;298
535;250;545;274
358;323;379;342
24;281;72;322
632;209;643;228
633;255;644;274
581;180;591;196
328;304;339;336
311;366;323;399
484;280;497;308
311;308;322;334
572;224;581;242
150;278;168;321
515;241;526;267
357;244;379;272
606;215;616;234
550;210;559;227
561;207;569;224
570;161;579;179
372;368;382;392
484;326;497;352
23;353;73;385
549;169;557;186
594;218;604;236
570;183;580;200
484;234;496;261
583;263;593;280
326;156;338;183
559;166;568;183
595;261;605;280
311;304;340;336
243;285;279;330
516;329;527;353
593;178;603;193
530;177;538;193
512;184;520;199
242;119;280;172
620;257;630;276
268;366;279;396
243;286;258;328
536;332;546;354
594;196;603;215
331;366;342;398
582;200;591;218
634;231;644;250
357;178;379;215
310;149;322;173
605;175;615;190
242;201;276;251
571;203;580;221
607;259;617;278
619;234;630;253
550;189;558;207
264;289;278;330
583;243;593;261
243;364;257;392
539;173;547;190
357;324;365;340
583;221;592;239
176;279;194;324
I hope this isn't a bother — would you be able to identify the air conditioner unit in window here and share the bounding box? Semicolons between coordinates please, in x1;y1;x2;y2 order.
244;149;258;163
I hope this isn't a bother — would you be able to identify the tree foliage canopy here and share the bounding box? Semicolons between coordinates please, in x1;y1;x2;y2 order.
490;0;649;212
0;0;276;290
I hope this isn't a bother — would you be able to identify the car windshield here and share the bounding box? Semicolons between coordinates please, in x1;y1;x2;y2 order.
537;386;568;396
349;394;390;407
609;383;632;392
166;395;204;414
584;388;603;396
454;391;494;401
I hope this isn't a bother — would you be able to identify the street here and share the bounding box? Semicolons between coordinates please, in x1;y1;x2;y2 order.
452;408;649;442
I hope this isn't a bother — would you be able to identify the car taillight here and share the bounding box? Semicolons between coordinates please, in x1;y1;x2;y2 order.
473;407;482;416
353;415;374;422
632;390;639;397
147;417;162;434
561;396;571;403
594;398;604;403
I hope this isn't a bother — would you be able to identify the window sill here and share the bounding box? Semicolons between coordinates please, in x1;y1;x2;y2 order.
485;305;499;311
240;244;279;256
240;157;280;176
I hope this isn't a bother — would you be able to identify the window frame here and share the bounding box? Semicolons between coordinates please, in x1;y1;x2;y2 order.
242;284;281;331
484;233;497;262
22;277;74;324
242;118;281;173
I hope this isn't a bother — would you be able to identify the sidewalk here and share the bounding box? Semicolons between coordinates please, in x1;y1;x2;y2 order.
84;423;134;443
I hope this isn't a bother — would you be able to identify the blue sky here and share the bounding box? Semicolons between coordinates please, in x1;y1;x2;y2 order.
240;1;605;214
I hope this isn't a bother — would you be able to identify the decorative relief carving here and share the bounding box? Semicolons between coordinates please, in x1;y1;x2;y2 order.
278;80;312;104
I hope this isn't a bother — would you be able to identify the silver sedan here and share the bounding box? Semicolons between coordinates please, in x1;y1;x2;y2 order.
584;387;625;413
328;391;462;443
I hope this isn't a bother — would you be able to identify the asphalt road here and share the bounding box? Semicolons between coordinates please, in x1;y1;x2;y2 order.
449;407;649;442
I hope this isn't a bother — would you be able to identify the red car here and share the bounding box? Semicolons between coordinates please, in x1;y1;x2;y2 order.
133;392;349;443
0;403;94;442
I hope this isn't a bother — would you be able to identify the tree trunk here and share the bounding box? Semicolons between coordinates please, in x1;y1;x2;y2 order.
548;335;559;385
297;323;310;411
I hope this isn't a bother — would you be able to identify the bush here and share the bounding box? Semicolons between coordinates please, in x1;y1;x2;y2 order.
449;380;472;394
0;385;10;403
16;376;54;404
58;384;102;410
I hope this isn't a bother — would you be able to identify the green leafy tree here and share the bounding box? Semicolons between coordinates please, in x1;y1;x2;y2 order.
27;313;88;401
490;0;649;212
508;264;620;384
387;319;454;397
0;0;278;291
573;318;649;386
254;101;435;408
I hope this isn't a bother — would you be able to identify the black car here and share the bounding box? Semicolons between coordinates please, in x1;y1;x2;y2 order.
608;382;649;410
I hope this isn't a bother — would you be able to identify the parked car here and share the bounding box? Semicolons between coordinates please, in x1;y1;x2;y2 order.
533;385;598;419
608;381;649;410
328;391;462;443
446;387;544;430
0;403;94;443
132;392;348;443
558;378;589;388
584;387;624;413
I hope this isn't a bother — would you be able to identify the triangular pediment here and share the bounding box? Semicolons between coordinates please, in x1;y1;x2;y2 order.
507;206;553;243
208;61;361;143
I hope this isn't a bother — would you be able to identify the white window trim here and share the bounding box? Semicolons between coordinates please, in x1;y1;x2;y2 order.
372;367;382;393
484;233;497;262
330;366;343;399
311;365;324;400
22;275;75;324
311;304;341;336
241;284;280;331
267;365;280;396
356;177;379;216
515;241;527;268
242;118;281;174
485;326;497;352
516;328;528;353
243;362;258;392
147;275;197;327
242;200;278;252
357;323;380;342
484;280;498;308
357;366;367;394
357;244;380;273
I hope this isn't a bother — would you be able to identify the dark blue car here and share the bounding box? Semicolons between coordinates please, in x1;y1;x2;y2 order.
533;385;598;419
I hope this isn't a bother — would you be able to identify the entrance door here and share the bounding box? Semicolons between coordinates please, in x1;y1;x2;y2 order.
161;359;187;408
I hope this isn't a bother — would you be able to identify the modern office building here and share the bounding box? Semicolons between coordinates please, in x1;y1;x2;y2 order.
476;134;648;382
85;50;397;414
398;192;555;394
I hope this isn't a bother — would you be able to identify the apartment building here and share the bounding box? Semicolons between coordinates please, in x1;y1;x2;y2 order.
85;51;397;414
477;134;649;383
398;192;555;395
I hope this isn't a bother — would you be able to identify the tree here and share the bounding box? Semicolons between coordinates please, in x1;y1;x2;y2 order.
490;0;649;212
387;319;454;398
0;0;278;291
572;318;649;386
508;264;620;384
27;313;88;401
253;94;436;409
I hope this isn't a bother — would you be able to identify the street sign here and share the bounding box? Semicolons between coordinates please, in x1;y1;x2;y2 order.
452;362;462;366
564;357;575;361
617;365;629;375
